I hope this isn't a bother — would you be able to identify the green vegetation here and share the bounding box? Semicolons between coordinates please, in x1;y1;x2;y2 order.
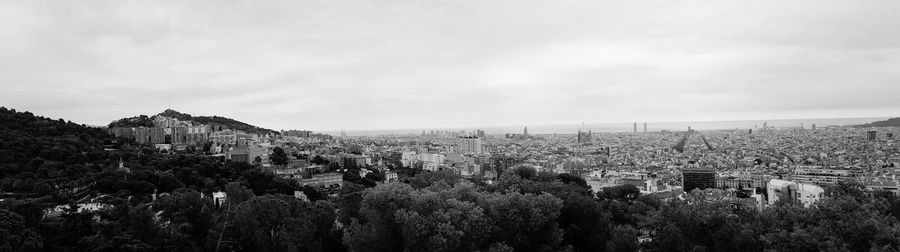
3;107;900;252
271;147;289;166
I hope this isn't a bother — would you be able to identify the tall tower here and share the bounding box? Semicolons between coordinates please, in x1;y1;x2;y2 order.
523;127;528;137
633;122;637;133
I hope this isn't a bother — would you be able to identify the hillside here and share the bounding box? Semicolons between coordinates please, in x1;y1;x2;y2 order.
109;109;277;135
857;117;900;127
0;106;116;191
0;106;305;251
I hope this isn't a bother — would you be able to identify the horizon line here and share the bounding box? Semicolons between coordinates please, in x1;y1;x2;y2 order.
320;116;892;133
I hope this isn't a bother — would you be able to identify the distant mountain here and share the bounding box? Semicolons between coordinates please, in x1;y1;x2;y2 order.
857;117;900;128
109;109;278;135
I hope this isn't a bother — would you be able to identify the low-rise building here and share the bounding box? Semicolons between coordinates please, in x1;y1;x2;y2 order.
767;179;825;207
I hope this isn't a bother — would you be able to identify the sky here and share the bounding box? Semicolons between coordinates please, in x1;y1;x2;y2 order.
1;0;899;131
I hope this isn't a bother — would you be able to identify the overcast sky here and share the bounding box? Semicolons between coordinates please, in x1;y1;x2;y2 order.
1;0;899;131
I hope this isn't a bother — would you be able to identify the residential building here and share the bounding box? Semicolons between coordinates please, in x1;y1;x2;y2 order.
682;168;716;192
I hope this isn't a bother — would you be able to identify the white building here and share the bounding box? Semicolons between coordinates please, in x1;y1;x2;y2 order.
455;137;484;154
212;191;227;207
401;151;417;167
767;179;825;207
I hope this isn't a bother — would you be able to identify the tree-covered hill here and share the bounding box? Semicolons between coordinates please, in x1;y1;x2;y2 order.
108;109;278;135
0;107;116;192
858;117;900;128
0;107;309;251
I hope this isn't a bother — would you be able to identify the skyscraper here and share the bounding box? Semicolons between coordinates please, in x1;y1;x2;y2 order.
633;122;637;133
811;123;816;130
523;127;528;138
643;123;647;133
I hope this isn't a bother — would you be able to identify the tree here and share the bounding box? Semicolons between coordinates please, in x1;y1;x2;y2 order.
477;191;565;252
395;198;490;252
511;165;537;180
311;155;327;165
365;170;386;182
270;147;288;166
229;195;335;251
343;183;416;252
407;170;462;189
153;189;215;250
78;234;154;252
338;182;367;227
0;209;42;251
556;173;588;188
224;182;254;206
597;185;640;202
605;225;639;252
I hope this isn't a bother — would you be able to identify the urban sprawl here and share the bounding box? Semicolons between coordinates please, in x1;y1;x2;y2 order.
106;115;900;211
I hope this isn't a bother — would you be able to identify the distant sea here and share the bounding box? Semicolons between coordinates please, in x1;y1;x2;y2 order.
327;117;889;136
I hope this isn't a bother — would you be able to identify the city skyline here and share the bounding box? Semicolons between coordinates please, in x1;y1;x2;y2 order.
4;1;900;251
2;1;900;131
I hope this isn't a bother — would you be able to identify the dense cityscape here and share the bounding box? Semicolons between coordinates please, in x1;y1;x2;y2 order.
109;109;900;207
2;107;900;251
4;1;900;251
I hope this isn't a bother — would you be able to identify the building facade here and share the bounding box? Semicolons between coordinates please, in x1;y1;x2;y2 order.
682;168;717;192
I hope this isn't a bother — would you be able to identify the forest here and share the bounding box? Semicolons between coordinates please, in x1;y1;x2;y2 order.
2;106;900;252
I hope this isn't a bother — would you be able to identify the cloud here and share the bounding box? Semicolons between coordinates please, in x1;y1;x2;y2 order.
1;0;899;131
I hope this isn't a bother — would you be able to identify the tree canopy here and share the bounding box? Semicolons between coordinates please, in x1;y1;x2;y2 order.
3;107;900;252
